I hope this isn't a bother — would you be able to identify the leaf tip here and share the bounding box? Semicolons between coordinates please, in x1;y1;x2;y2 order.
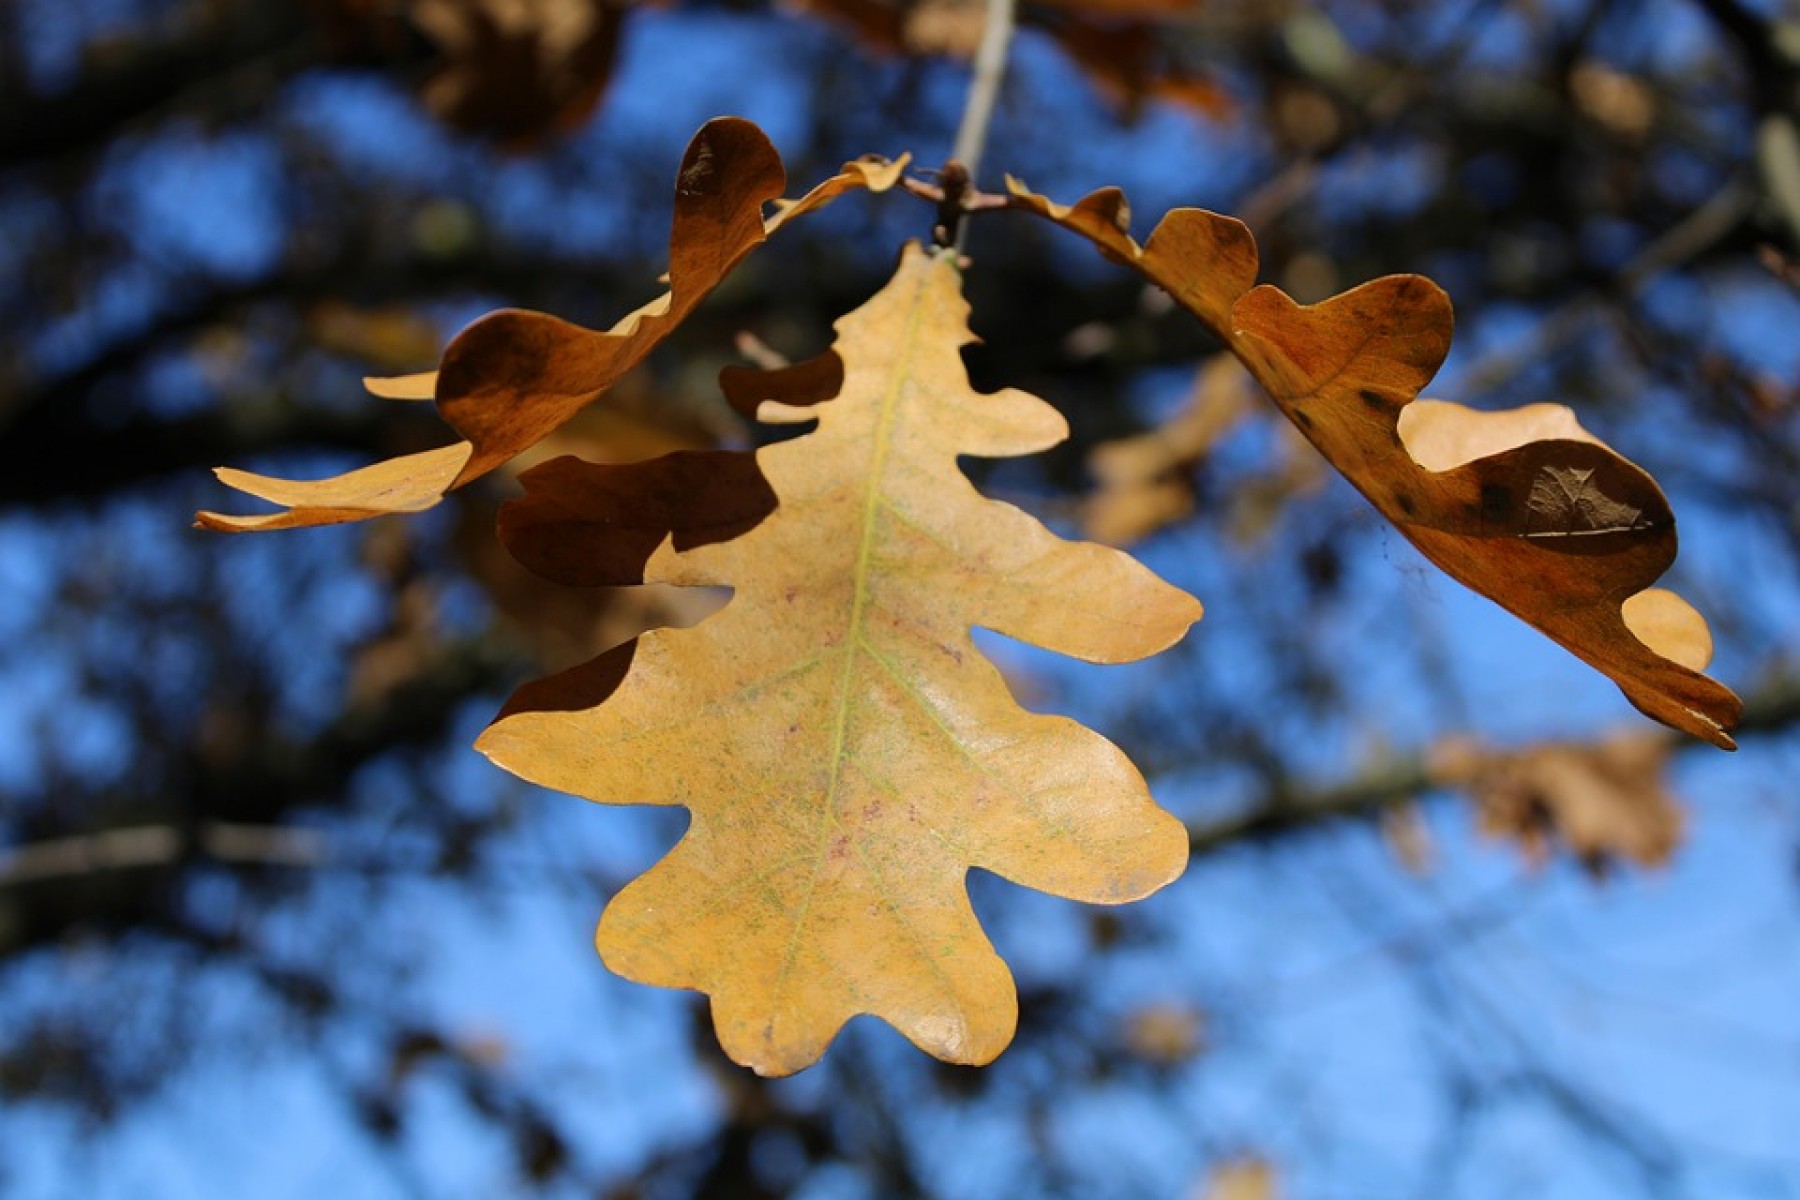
363;370;439;400
192;508;282;534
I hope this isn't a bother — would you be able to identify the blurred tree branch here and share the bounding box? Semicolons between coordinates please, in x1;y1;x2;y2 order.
1189;674;1800;856
9;673;1795;943
0;2;320;170
0;635;517;956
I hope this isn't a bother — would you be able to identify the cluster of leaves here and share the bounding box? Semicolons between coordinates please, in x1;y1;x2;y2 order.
308;0;1228;147
201;116;1741;1075
310;0;625;145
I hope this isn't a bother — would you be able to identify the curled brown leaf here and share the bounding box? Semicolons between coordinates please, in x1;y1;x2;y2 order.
1007;179;1742;748
199;120;905;533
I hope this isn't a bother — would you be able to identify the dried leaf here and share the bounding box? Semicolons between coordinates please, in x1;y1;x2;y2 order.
903;0;986;57
477;245;1200;1074
411;0;623;146
719;350;846;421
784;0;1227;121
459;396;739;667
1084;355;1253;544
1050;17;1233;122
347;579;442;709
1570;60;1656;142
1005;179;1258;338
1008;181;1742;748
1201;1159;1278;1200
1120;1000;1207;1065
308;301;442;371
434;118;785;483
364;371;439;400
198;444;476;533
1431;731;1682;872
314;0;627;144
497;451;779;587
1222;419;1326;545
766;154;911;234
200;120;903;533
463;505;728;673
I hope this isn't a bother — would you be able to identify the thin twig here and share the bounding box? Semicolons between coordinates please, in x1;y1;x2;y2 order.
949;0;1019;250
11;680;1791;891
0;821;328;888
950;0;1018;179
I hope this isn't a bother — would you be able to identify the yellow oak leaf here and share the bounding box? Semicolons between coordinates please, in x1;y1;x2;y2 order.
1007;181;1742;749
476;244;1200;1075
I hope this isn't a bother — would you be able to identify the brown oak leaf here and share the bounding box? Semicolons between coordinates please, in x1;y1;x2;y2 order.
412;0;623;146
197;120;904;533
1005;180;1741;748
1430;731;1683;872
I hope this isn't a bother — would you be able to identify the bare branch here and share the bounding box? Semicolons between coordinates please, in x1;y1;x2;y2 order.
0;823;327;889
950;0;1019;187
1188;675;1800;856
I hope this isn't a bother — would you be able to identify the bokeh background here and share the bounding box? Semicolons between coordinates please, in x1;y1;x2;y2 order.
3;1;1799;1196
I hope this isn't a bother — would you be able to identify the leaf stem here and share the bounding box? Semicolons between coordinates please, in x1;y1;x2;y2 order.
949;0;1018;249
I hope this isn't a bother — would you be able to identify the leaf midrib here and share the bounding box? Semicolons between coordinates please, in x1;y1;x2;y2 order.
765;256;937;1022
822;261;930;818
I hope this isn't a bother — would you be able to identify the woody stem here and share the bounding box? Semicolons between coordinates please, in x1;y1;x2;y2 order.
949;0;1018;249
